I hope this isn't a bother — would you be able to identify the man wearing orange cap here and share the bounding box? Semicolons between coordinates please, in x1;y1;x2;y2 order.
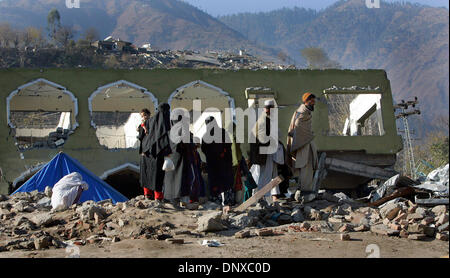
286;93;318;203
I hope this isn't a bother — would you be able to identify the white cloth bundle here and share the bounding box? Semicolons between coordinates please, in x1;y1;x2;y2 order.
51;172;89;210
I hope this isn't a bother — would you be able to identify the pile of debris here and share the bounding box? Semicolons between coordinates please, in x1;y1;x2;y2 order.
1;178;448;253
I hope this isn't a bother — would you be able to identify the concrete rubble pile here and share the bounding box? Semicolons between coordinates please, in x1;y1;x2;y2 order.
1;182;448;253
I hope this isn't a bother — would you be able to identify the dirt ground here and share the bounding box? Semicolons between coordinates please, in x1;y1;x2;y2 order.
1;230;448;258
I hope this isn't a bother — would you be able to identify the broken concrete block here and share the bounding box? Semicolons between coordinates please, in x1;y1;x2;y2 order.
437;214;449;226
437;222;449;232
393;212;407;222
408;223;426;234
380;203;401;220
339;224;353;233
34;236;52;250
408;204;418;213
30;213;54;227
256;228;274;236
389;223;401;231
431;205;447;216
235;230;251;238
370;224;400;236
423;226;436;237
408;234;426;241
354;225;369;232
299;222;311;231
407;213;424;221
399;230;409;238
436;232;449;241
383;218;391;226
44;186;52;198
197;211;226;232
230;213;257;229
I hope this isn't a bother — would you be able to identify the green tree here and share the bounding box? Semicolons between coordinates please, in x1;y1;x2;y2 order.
47;8;61;42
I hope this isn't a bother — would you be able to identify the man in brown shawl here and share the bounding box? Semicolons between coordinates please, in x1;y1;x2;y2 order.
286;93;318;203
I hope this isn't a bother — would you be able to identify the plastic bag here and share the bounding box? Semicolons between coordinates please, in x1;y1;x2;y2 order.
51;172;89;210
162;157;175;171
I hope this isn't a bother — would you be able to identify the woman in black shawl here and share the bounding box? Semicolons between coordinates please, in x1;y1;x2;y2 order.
141;103;173;201
201;116;234;206
164;115;206;204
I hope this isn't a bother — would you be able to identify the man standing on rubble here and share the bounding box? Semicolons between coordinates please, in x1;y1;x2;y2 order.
250;99;285;203
287;93;319;203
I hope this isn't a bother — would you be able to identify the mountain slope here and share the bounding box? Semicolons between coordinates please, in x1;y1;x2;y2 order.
0;0;280;58
220;0;449;130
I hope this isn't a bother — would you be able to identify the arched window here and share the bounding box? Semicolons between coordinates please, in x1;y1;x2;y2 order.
99;163;141;199
6;79;78;150
89;80;158;149
168;80;235;140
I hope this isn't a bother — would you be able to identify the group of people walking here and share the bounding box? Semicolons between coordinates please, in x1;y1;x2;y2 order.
137;92;318;208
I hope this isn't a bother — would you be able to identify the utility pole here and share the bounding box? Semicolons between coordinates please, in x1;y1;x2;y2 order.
394;97;421;179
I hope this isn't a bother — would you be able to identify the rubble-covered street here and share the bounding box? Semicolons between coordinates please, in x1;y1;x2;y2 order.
1;180;448;258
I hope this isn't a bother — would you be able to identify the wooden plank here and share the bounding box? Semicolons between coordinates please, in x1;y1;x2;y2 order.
234;176;284;212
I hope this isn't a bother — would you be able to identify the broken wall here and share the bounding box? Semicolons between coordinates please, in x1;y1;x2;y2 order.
0;69;403;194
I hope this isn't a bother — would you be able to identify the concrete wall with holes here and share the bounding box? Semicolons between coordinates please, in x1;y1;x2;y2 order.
0;68;403;194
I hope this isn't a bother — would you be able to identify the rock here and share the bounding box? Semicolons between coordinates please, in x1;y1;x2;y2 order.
256;228;274;236
197;211;226;232
437;214;449;226
340;233;351;241
370;224;400;236
165;238;184;244
291;208;304;223
431;205;447;216
37;197;52;208
408;223;426;234
44;186;52;198
380;203;401;220
235;230;251;238
423;226;436;237
436;232;449;241
230;213;257;229
408;204;418;213
393;212;407;222
399;230;409;238
320;191;340;203
77;204;107;221
354;225;369;232
34;236;52;250
13;200;34;213
333;206;348;216
118;219;128;227
277;214;292;225
438;222;449;232
338;224;353;233
389;223;401;231
408;234;426;241
415;207;427;216
421;217;435;226
407;213;424;221
31;213;54;227
304;207;321;220
135;201;146;209
299;222;311;231
383;218;391;226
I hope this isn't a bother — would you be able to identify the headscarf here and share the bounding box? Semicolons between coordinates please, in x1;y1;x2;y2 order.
146;103;172;157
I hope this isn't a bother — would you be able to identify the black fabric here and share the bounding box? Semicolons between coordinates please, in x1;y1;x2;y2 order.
142;103;173;192
249;115;270;166
138;121;152;189
201;119;233;198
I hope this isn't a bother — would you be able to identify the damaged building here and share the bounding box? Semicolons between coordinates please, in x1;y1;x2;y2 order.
0;69;403;199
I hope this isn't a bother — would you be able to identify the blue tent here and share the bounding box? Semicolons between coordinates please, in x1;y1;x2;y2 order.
12;152;128;204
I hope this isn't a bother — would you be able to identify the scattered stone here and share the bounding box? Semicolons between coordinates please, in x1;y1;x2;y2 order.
165;238;184;244
230;213;257;229
436;232;449;241
354;225;369;232
437;222;448;232
399;230;409;238
34;236;52;250
256;228;274;237
389;223;401;231
197;211;226;232
44;186;52;198
421;217;435;226
408;223;426;234
380;203;401;220
408;205;418;214
235;230;251;238
118;219;128;227
436;214;449;226
299;222;311;231
370;224;400;236
431;205;447;216
340;233;351;241
415;207;427;216
407;213;424;221
393;212;407;222
31;213;54;227
135;201;146;209
408;234;426;241
338;224;353;233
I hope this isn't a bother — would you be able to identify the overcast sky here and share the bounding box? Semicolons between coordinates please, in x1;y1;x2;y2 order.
182;0;449;16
